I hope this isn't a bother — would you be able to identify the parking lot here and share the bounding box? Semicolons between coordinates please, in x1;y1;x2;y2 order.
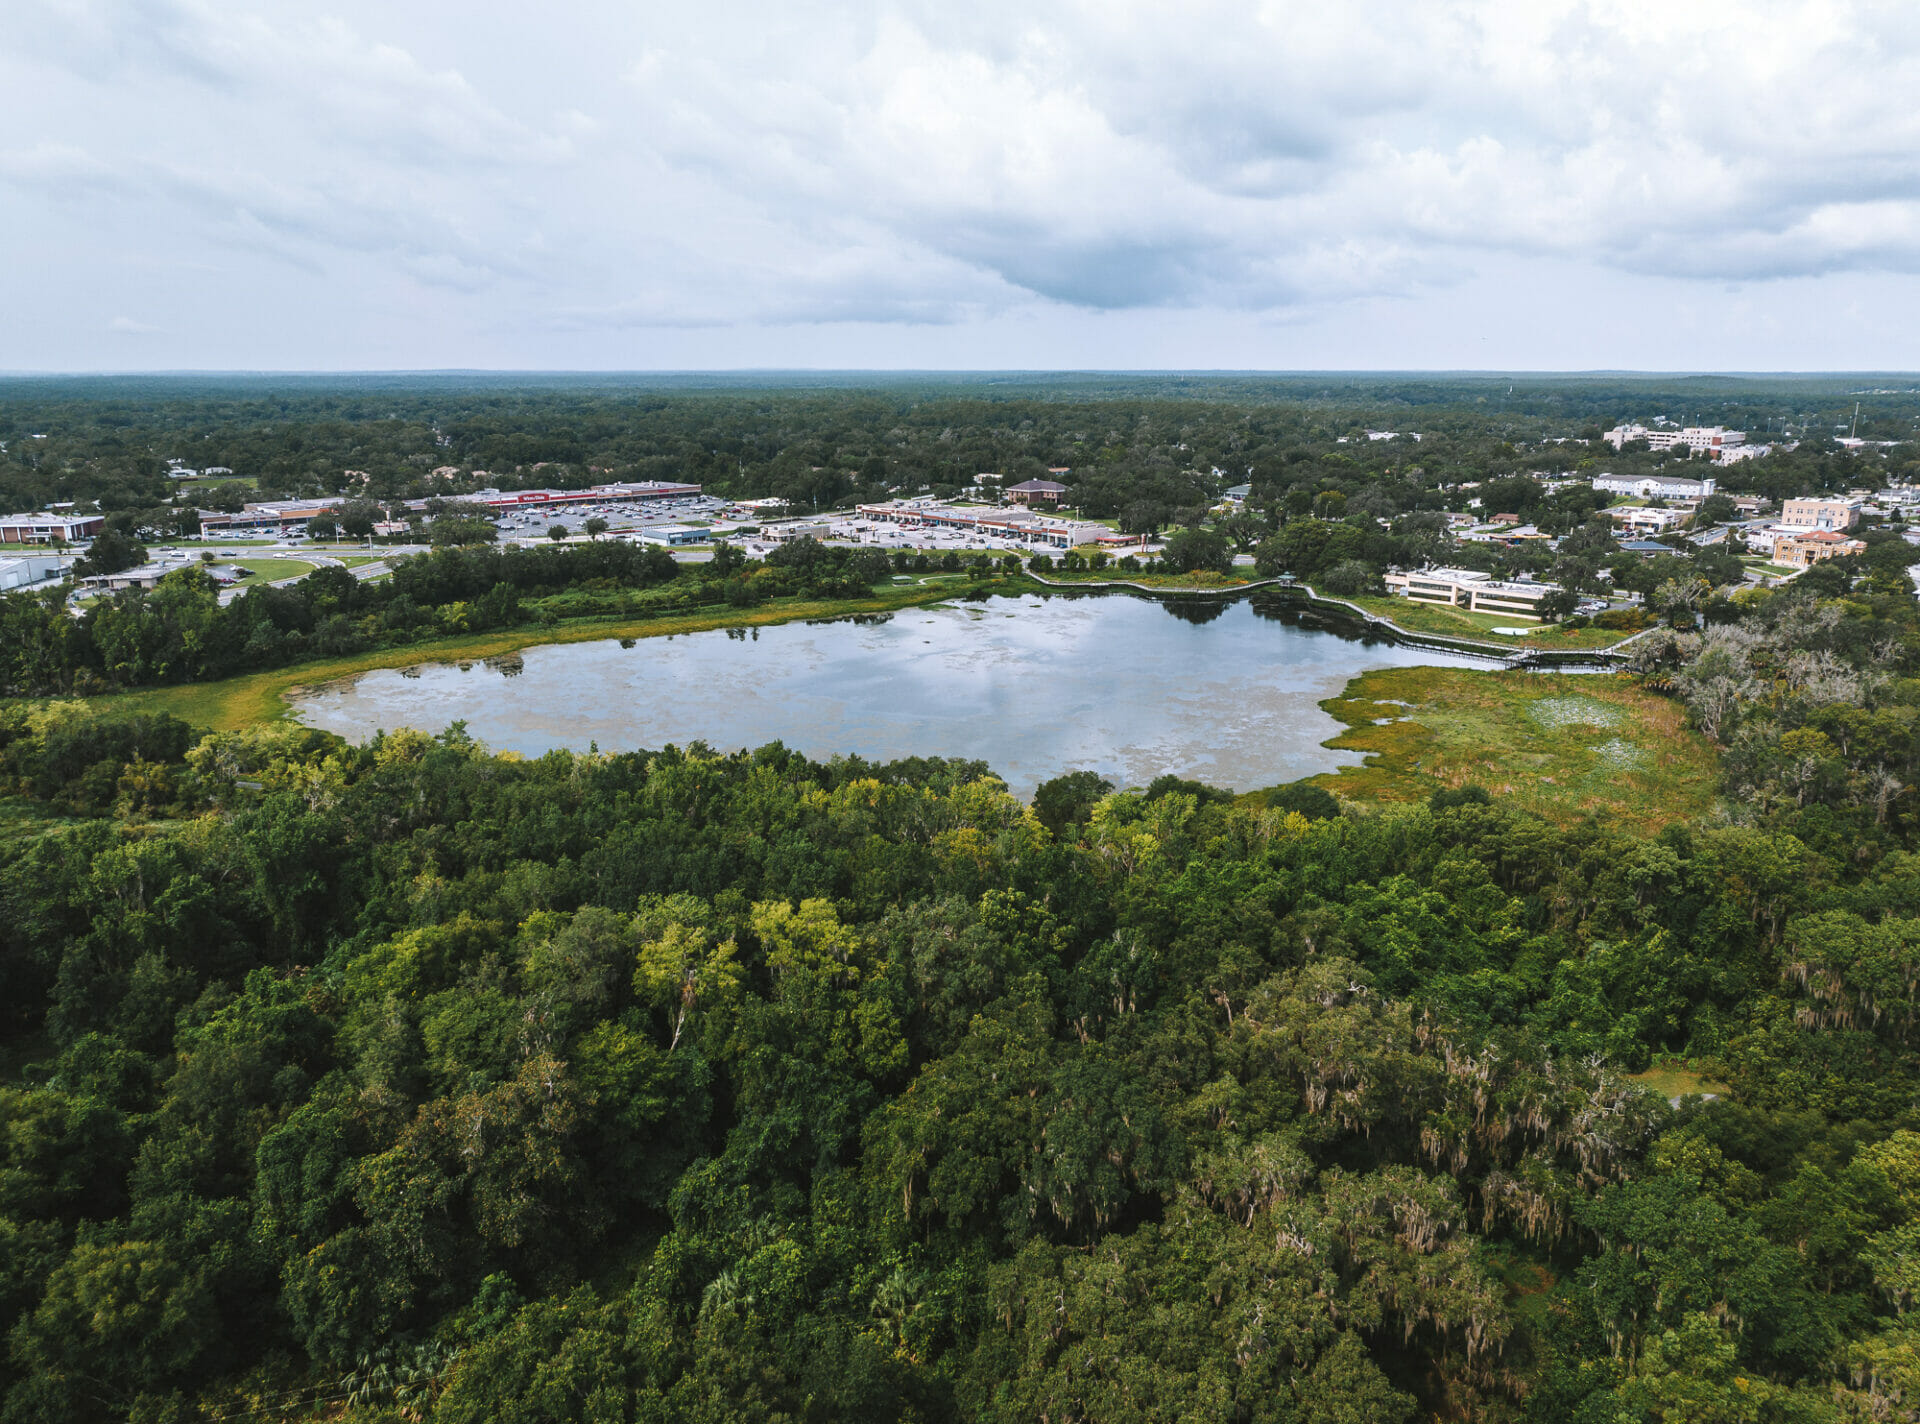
494;494;729;541
739;515;1117;557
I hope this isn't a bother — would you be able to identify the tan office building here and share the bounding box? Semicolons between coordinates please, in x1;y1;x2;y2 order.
1780;499;1858;531
1772;531;1865;568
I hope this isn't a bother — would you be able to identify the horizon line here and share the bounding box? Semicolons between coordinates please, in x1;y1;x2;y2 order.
3;367;1919;380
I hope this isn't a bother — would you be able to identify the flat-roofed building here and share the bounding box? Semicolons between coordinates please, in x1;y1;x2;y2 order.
1780;498;1858;532
635;524;709;546
855;499;1099;549
1382;567;1563;616
77;560;201;591
0;554;63;590
1612;506;1688;535
763;522;834;543
0;513;105;544
1603;425;1746;456
472;481;701;515
1592;473;1717;500
198;498;344;535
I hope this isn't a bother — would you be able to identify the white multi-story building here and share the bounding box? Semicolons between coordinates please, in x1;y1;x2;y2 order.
1592;473;1717;500
1382;567;1563;616
1603;425;1746;457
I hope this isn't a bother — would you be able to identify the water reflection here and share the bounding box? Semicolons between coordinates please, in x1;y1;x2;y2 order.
292;592;1477;796
1160;600;1229;626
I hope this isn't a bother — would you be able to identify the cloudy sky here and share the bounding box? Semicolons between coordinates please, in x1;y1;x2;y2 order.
6;0;1920;371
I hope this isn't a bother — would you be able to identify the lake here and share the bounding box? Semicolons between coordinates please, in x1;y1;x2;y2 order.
289;591;1479;795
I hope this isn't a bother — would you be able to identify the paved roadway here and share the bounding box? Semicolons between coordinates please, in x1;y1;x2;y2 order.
207;544;416;605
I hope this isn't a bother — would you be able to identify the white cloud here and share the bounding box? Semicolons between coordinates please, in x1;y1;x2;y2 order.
4;0;1920;366
608;0;1920;317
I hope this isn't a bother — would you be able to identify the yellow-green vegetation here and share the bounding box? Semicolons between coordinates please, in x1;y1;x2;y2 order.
0;798;83;848
80;581;972;731
1041;568;1255;590
1627;1061;1731;1101
1341;594;1631;652
1310;666;1719;828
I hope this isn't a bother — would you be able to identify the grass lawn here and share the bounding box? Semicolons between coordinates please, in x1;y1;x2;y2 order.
1305;667;1719;829
226;557;317;583
67;582;973;732
1039;568;1256;590
332;555;383;569
0;799;86;850
1627;1061;1731;1101
1341;595;1634;652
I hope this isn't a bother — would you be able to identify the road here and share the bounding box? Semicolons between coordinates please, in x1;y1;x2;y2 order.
209;546;410;605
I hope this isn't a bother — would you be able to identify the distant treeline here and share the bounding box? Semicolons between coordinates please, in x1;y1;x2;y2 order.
4;376;1915;542
0;538;901;697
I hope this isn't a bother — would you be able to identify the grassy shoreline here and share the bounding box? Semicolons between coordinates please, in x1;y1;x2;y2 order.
1338;594;1635;652
1306;666;1718;828
1027;572;1639;655
54;583;969;731
17;583;1687;830
1035;568;1259;590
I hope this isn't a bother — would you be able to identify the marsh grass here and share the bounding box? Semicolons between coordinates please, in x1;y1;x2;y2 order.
1308;667;1718;828
1628;1062;1732;1101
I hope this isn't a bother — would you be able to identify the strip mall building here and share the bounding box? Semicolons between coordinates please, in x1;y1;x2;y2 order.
854;500;1104;549
471;482;701;515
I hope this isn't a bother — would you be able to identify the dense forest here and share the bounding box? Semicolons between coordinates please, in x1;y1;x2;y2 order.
4;695;1920;1422
4;372;1917;543
6;375;1920;1422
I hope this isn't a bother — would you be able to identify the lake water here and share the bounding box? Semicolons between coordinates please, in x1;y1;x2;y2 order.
289;592;1478;795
